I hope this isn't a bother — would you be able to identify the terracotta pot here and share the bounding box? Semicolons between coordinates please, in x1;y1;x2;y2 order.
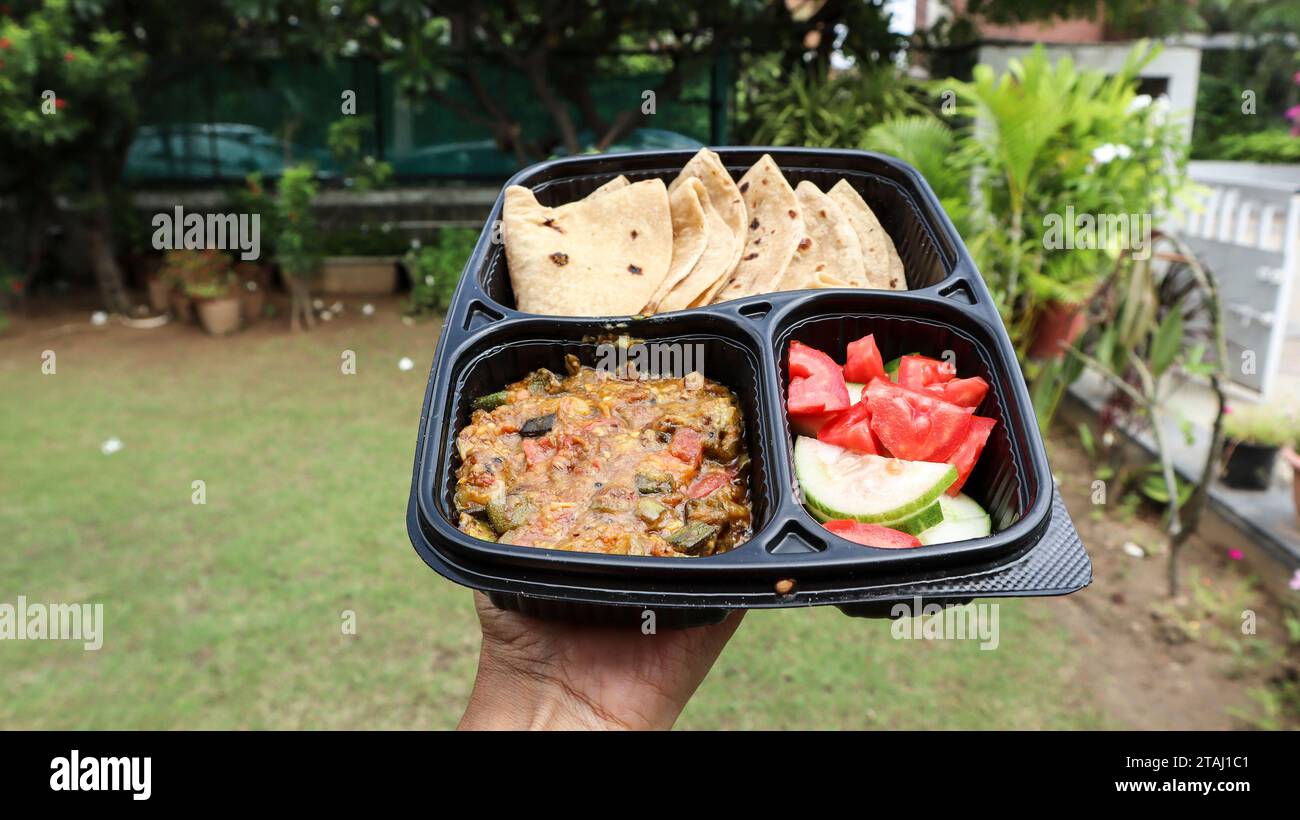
240;282;266;324
1221;439;1279;491
317;256;398;295
169;289;195;323
146;277;171;313
195;296;242;336
1028;300;1087;360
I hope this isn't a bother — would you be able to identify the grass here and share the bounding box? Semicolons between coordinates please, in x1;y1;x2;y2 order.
0;308;1105;729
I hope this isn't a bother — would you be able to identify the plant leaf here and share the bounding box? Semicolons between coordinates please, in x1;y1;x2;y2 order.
1150;301;1184;377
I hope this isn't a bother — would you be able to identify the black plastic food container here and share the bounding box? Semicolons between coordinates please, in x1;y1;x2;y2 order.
407;147;1091;626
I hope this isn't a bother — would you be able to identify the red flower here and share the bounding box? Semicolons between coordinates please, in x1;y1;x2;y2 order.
55;97;66;109
0;37;11;49
64;50;75;62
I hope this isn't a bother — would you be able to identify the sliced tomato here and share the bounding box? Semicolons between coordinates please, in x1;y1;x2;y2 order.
897;354;955;390
843;334;887;384
924;376;989;409
864;378;973;462
686;470;732;499
669;427;704;466
787;340;850;415
521;437;553;468
941;415;996;496
823;520;921;549
816;401;882;455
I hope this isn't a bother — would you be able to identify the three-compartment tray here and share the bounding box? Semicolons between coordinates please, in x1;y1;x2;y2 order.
406;147;1092;626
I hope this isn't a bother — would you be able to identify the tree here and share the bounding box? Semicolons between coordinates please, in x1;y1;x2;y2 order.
0;0;143;313
276;1;904;163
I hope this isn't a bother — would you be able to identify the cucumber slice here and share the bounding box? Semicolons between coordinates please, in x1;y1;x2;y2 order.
807;497;943;535
883;354;916;381
917;494;992;545
788;382;866;437
795;436;957;524
918;513;992;545
938;493;989;523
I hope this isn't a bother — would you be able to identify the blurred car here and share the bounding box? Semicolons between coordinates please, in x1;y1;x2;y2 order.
125;123;321;181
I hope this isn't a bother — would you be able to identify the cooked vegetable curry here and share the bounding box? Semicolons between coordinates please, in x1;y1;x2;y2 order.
454;355;752;556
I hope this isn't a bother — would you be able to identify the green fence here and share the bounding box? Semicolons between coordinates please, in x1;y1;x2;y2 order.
127;55;732;183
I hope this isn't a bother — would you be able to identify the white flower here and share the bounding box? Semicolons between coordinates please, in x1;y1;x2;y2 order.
425;275;434;286
1127;94;1152;113
101;437;123;455
341;39;359;57
1151;95;1171;126
398;357;414;371
1091;143;1131;164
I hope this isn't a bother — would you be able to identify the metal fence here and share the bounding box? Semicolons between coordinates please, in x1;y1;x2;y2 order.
127;54;733;183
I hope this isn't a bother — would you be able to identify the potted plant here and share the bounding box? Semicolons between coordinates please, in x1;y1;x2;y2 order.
316;117;400;295
274;164;322;332
318;225;405;295
157;250;200;323
234;261;269;325
177;250;241;335
1221;403;1293;490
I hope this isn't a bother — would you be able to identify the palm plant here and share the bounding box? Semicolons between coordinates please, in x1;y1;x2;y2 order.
944;43;1184;350
863;115;970;236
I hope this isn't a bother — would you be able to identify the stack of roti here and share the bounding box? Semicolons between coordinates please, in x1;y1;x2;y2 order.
502;149;906;316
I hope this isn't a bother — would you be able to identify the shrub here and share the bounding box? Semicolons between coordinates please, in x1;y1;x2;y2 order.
1213;130;1300;164
405;228;478;316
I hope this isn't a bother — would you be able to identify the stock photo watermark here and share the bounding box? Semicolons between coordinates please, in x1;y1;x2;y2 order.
0;596;103;651
890;598;1000;650
1042;206;1152;261
50;750;150;801
594;341;707;380
151;205;261;261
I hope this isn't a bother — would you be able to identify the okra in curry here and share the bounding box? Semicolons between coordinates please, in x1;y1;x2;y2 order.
454;355;752;557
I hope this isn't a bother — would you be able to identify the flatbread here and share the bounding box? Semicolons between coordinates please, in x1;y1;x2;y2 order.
654;178;737;313
710;154;802;303
828;179;906;290
503;179;672;316
668;149;745;282
773;181;868;292
642;177;709;313
592;175;630;196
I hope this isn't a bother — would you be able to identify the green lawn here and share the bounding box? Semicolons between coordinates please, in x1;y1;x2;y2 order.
0;310;1104;729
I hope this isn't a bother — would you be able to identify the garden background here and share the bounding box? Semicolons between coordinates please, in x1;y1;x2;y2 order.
3;0;1300;729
